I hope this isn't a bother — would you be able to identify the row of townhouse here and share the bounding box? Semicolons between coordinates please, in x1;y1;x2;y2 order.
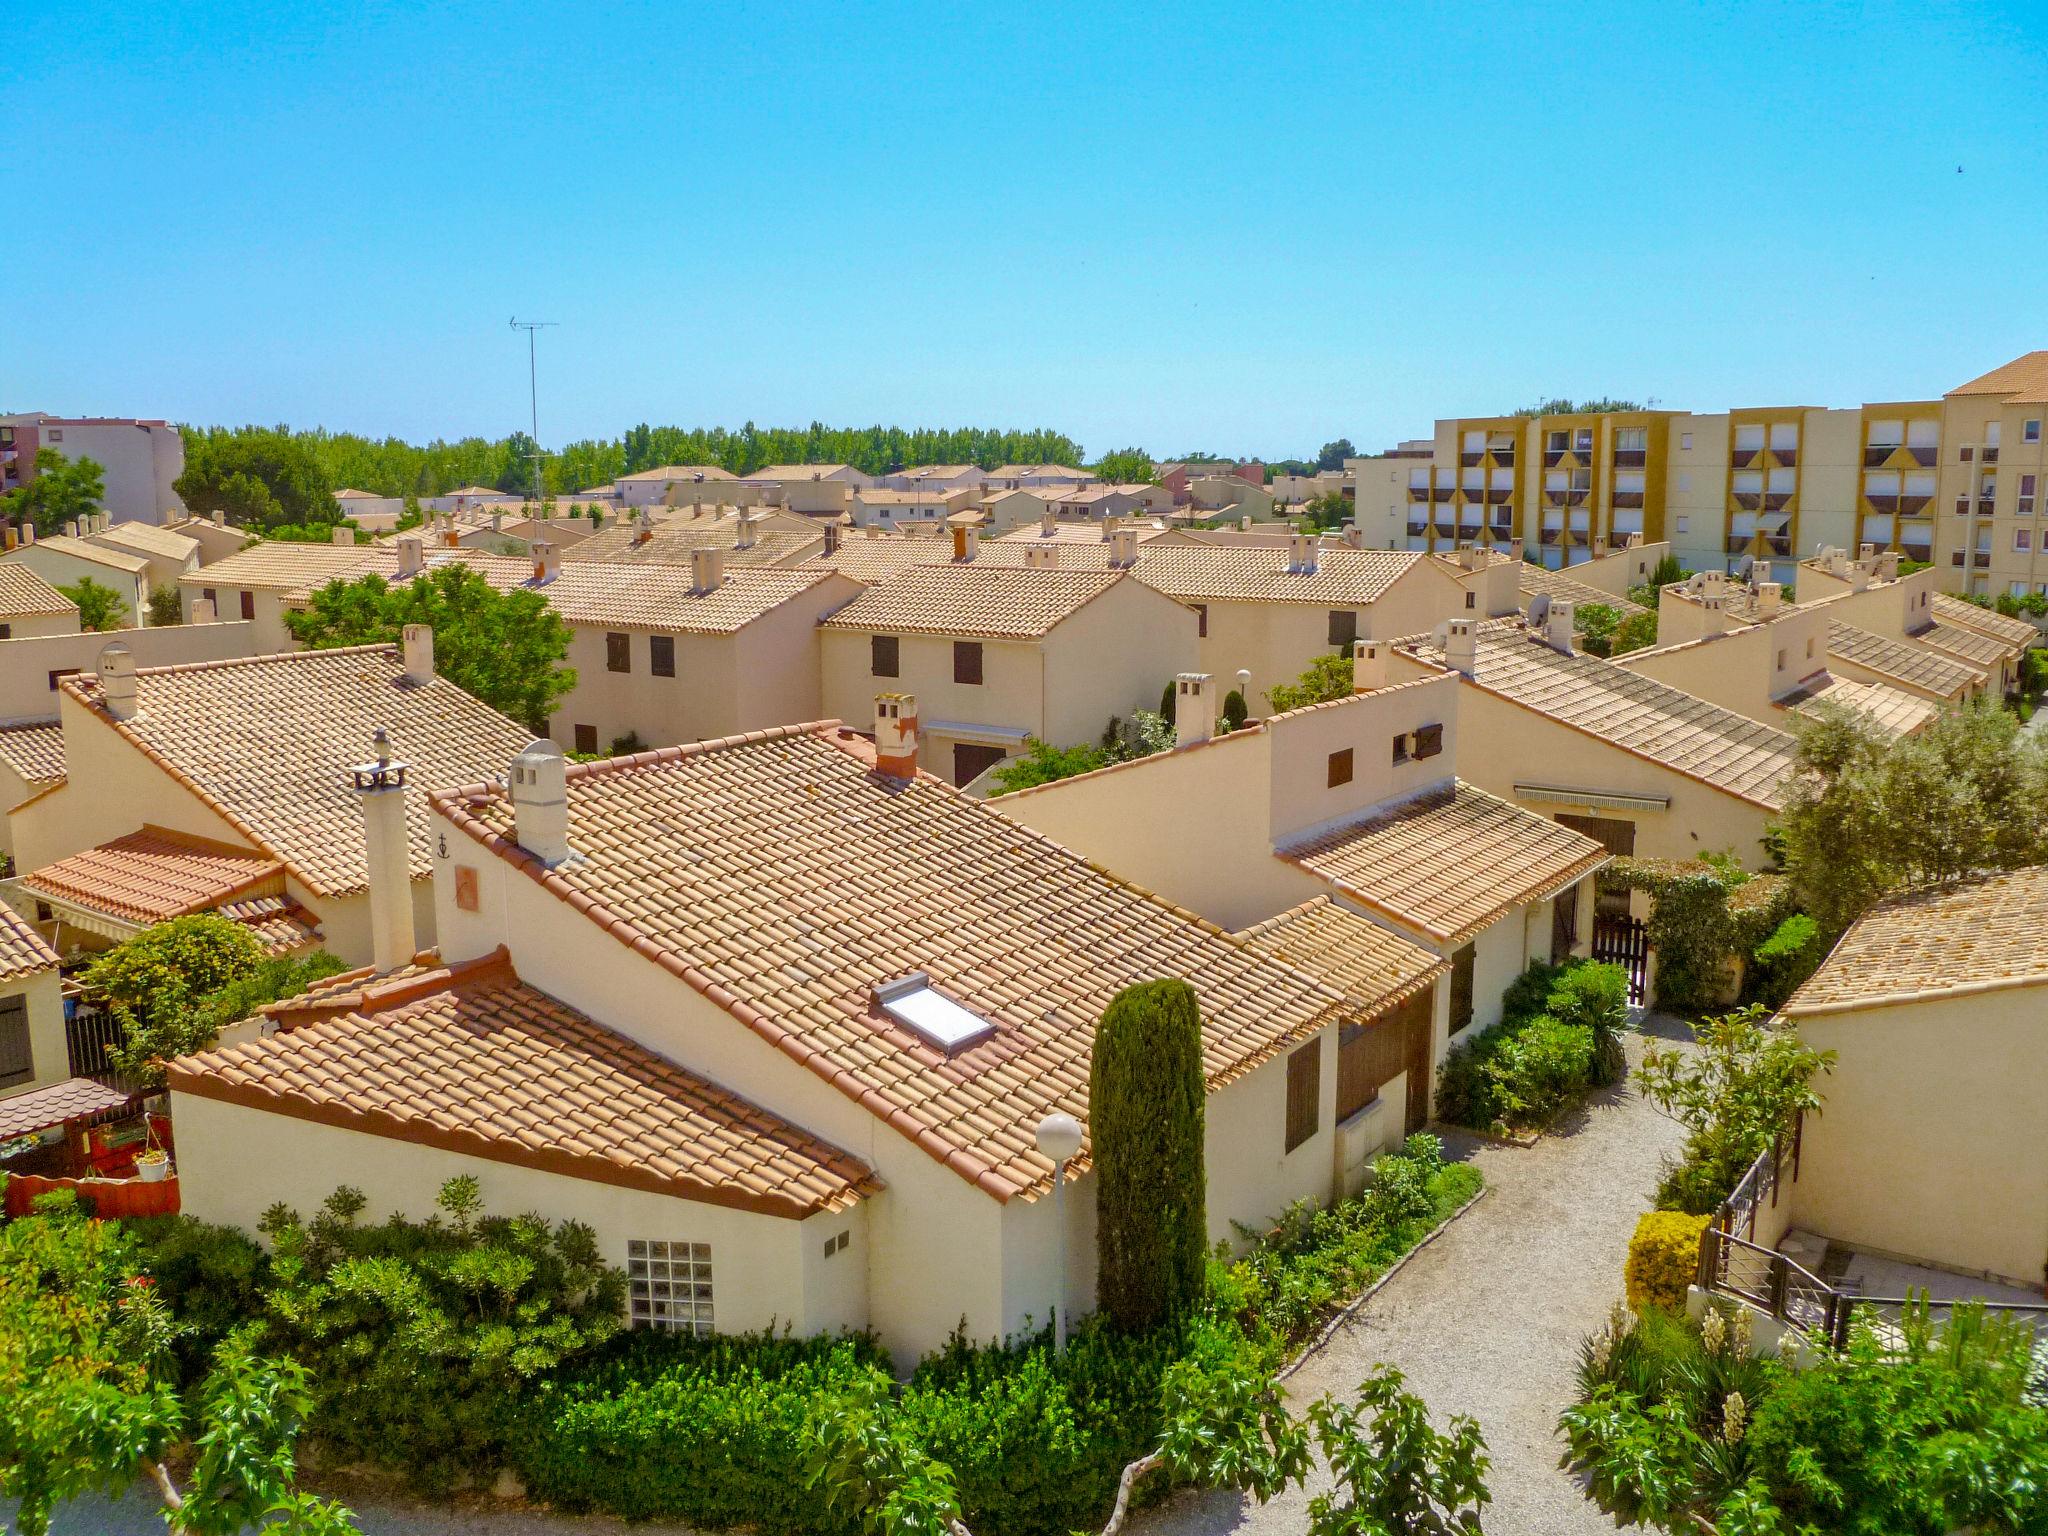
1351;350;2048;598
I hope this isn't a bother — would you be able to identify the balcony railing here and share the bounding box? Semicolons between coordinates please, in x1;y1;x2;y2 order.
1764;493;1793;512
1611;491;1645;509
1978;497;1997;514
1543;449;1569;468
1725;534;1752;555
1898;495;1932;515
1612;449;1647;468
1490;448;1515;466
1765;535;1793;556
1486;487;1514;503
1863;445;1900;467
1908;446;1939;467
1731;447;1762;469
1408;484;1432;501
1770;448;1798;468
1974;551;1992;567
1984;447;1999;464
1431;486;1455;502
1405;520;1427;538
1460;451;1483;467
1538;527;1563;545
1457;522;1482;539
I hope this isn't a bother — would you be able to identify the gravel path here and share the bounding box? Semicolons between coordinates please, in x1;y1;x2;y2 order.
1131;1021;1691;1536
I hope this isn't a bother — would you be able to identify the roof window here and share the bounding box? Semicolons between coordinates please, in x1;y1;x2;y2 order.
875;972;995;1053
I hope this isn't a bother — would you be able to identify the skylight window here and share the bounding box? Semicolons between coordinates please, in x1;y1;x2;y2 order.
875;972;994;1054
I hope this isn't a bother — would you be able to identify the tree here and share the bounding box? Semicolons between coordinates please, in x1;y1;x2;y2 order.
1093;448;1155;485
174;429;333;532
284;564;576;730
1304;490;1351;529
1778;699;2048;934
57;575;127;632
1267;652;1352;713
1316;439;1357;472
79;914;268;1087
1306;1367;1491;1535
1222;689;1249;731
1574;603;1657;659
3;449;105;535
989;739;1109;794
0;1198;355;1536
1511;398;1646;417
147;583;184;627
1091;979;1206;1332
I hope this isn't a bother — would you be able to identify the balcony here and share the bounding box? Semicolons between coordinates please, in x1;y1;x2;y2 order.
1490;447;1515;466
1488;508;1514;531
1984;447;1999;464
1406;519;1428;538
1731;447;1762;469
1612;449;1647;469
1457;522;1482;540
1733;492;1763;511
1908;446;1939;467
1898;495;1932;515
1725;534;1752;556
1771;448;1798;468
1865;493;1900;514
1408;484;1431;501
1431;486;1455;502
1543;449;1569;468
1460;451;1483;467
1978;497;1997;515
1486;487;1514;504
1864;444;1902;467
1611;490;1645;509
1764;494;1793;513
1975;551;1993;568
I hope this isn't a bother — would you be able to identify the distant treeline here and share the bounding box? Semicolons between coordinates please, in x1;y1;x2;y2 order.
175;422;1088;505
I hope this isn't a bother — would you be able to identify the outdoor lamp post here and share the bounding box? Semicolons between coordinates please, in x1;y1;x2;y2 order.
1036;1111;1084;1352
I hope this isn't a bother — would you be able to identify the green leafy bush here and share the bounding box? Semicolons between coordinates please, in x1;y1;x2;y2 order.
1546;962;1630;1085
125;1215;270;1390
1745;913;1823;1009
1435;968;1612;1133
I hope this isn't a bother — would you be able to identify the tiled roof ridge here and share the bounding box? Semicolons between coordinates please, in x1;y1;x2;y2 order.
983;719;1266;801
1235;895;1336;941
431;724;1348;1203
1232;897;1449;1017
67;642;397;692
1265;671;1449;727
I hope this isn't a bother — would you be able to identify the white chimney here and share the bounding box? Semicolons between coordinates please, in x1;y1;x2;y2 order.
1352;639;1385;693
875;693;919;778
491;510;504;533
692;546;726;591
1858;542;1876;564
19;524;33;545
1041;506;1057;536
1110;527;1138;567
532;539;561;583
401;623;435;685
1850;563;1870;594
331;524;353;546
1876;550;1899;582
66;519;80;538
1025;544;1058;569
396;535;424;578
1755;582;1783;619
1239;514;1252;532
1342;521;1364;549
1287;532;1316;573
98;642;139;721
1444;618;1479;676
634;507;654;546
824;521;842;557
1593;535;1609;559
351;729;417;973
735;510;757;549
1509;536;1525;563
1624;532;1644;550
1459;543;1486;571
1173;673;1214;747
1548;599;1577;655
508;739;571;866
211;510;225;527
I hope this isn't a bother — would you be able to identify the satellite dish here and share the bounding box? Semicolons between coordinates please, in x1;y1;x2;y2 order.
1526;593;1552;628
1734;554;1755;582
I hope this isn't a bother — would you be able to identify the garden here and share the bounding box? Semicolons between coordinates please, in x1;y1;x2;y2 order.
1433;957;1632;1136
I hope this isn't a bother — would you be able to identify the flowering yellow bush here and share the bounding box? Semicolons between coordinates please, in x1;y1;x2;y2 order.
1625;1210;1710;1312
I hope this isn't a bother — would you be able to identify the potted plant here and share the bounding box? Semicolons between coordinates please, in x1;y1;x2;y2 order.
134;1128;170;1183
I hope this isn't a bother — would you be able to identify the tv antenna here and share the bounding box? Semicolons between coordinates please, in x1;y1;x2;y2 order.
509;317;557;502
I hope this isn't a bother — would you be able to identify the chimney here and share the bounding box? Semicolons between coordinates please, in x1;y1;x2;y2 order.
97;642;139;721
1876;550;1899;582
1041;506;1057;536
1109;527;1138;567
1458;542;1486;571
1850;563;1870;594
1755;581;1783;619
1509;536;1525;563
951;525;978;561
1342;520;1363;550
875;693;919;778
1173;673;1213;748
735;510;757;549
211;510;225;527
191;596;216;624
1624;531;1644;550
401;623;435;684
396;535;424;578
1239;515;1252;531
491;510;504;533
1593;535;1609;560
532;539;561;583
692;546;726;592
508;739;571;866
331;524;353;545
66;519;79;538
1547;599;1577;655
351;729;417;973
1444;618;1479;676
19;524;33;544
1352;639;1385;693
824;521;842;557
1287;532;1317;574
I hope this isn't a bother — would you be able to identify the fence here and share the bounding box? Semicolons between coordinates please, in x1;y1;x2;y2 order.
64;1001;127;1081
1589;913;1648;1003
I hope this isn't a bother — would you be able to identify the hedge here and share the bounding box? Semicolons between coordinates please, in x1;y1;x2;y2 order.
1624;1210;1710;1313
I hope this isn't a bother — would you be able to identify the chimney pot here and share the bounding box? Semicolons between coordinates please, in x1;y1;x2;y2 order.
1593;535;1609;559
20;524;34;545
1287;532;1316;573
1548;599;1577;655
824;521;842;557
402;623;435;684
1239;514;1252;531
1342;520;1363;549
66;519;79;538
735;510;757;549
352;729;417;972
1041;506;1057;535
1352;639;1385;693
951;525;977;561
692;545;727;591
191;596;215;623
396;534;424;578
874;693;919;778
98;642;139;720
1509;535;1525;562
1858;542;1876;563
509;739;571;865
1173;673;1214;748
211;510;225;527
1458;542;1485;571
1876;550;1899;581
1445;618;1479;676
1025;544;1058;569
1110;527;1138;567
1755;581;1783;618
1624;531;1643;550
331;524;353;545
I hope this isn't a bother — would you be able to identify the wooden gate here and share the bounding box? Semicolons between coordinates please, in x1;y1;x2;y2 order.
65;1002;127;1080
1591;914;1648;1004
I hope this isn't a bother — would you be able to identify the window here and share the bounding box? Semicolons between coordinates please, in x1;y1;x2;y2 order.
573;723;597;754
1547;430;1568;452
2025;419;2041;444
1191;603;1207;638
626;1239;713;1334
871;634;899;677
1557;812;1637;857
47;667;79;692
201;587;217;608
1676;471;1692;493
1776;648;1787;669
1328;609;1358;647
1464;590;1476;610
649;634;675;677
1806;637;1816;659
1448;944;1476;1036
1336;1016;1402;1122
1675;516;1689;534
1327;747;1353;787
1574;429;1593;452
1391;732;1410;765
0;996;31;1089
239;590;255;621
606;632;631;673
1615;426;1647;453
0;624;9;640
952;742;1006;787
953;640;983;685
1284;1037;1321;1152
1412;722;1443;759
2016;529;2032;553
47;429;62;442
1680;432;1694;451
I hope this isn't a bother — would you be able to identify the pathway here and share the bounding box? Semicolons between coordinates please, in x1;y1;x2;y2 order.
1132;1021;1691;1536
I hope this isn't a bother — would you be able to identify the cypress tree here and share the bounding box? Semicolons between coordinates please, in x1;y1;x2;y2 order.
1159;680;1178;725
1222;689;1249;730
1090;979;1207;1332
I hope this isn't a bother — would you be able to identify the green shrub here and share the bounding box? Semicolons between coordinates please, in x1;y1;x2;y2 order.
125;1215;269;1390
1222;689;1249;730
1745;913;1823;1009
1545;962;1630;1085
1092;980;1207;1333
1436;1012;1595;1131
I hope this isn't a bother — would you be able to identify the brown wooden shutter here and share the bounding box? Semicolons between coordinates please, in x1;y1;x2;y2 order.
1284;1037;1322;1152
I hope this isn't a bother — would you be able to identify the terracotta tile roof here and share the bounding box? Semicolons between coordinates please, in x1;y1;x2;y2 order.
991;521;1170;546
1828;621;1980;697
1916;618;2012;668
856;489;961;506
432;725;1349;1202
1130;546;1425;605
0;899;60;984
891;464;982;479
748;463;857;480
17;535;149;575
0;720;66;789
215;894;324;954
616;464;738;483
1235;898;1446;1017
1930;593;2037;649
1948;351;2048;404
798;540;961;583
284;548;843;633
177;540;391;593
20;826;285;926
1280;781;1609;946
560;522;820;568
88;522;200;562
819;565;1130;639
62;647;534;898
989;465;1092;479
1781;675;1937;740
0;1077;133;1140
1783;866;2048;1015
169;948;877;1217
1402;622;1800;808
0;564;79;619
1519;565;1648;619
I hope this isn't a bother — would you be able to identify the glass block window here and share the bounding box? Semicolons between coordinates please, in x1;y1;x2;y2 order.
626;1239;714;1334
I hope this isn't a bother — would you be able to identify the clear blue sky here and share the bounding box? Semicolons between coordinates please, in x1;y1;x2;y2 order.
8;1;2046;461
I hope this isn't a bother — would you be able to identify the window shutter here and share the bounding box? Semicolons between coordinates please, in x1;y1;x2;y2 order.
1284;1037;1322;1152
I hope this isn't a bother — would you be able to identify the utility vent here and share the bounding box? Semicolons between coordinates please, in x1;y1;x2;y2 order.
874;972;994;1054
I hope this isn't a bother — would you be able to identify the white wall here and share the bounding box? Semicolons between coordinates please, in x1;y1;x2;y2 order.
0;620;260;718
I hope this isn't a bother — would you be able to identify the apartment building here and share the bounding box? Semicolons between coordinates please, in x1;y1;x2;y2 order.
0;414;187;525
1348;351;2048;598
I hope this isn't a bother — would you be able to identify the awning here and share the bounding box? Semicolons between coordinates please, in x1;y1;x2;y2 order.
1512;783;1672;814
0;1077;136;1142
